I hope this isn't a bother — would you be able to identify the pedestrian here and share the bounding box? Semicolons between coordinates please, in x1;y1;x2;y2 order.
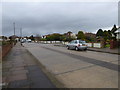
20;39;24;47
21;42;22;46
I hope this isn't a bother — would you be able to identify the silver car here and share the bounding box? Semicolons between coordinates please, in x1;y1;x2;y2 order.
66;40;87;51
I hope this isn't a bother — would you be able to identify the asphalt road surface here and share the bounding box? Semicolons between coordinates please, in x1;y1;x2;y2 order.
24;43;119;88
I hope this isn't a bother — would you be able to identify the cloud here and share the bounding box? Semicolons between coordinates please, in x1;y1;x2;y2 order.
2;2;118;36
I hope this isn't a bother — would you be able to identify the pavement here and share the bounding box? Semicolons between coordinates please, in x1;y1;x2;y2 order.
87;47;120;55
54;44;120;55
23;43;119;88
2;43;56;88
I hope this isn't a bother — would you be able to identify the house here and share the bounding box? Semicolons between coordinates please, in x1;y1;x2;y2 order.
0;36;8;41
65;31;77;39
41;35;48;39
115;27;120;40
112;27;120;40
9;35;18;40
85;32;96;38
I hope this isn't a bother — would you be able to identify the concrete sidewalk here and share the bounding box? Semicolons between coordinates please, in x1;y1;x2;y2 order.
87;47;119;55
2;43;56;88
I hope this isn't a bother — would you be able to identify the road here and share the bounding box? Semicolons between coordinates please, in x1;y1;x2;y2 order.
24;43;119;88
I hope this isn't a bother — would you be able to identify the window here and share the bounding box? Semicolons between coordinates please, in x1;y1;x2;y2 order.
79;40;86;43
74;40;77;44
70;41;74;44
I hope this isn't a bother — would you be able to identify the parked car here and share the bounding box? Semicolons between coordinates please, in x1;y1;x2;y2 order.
27;39;32;43
66;40;87;51
20;39;25;43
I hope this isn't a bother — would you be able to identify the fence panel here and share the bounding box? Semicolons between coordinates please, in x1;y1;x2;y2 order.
86;43;92;47
93;43;101;48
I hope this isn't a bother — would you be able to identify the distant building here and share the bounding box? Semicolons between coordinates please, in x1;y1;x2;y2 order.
71;33;77;39
65;31;77;39
66;31;72;36
42;35;45;39
85;32;96;38
9;35;18;40
0;36;3;41
0;36;8;41
42;35;49;39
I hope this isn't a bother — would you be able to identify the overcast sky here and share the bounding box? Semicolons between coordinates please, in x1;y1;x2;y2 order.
2;1;118;36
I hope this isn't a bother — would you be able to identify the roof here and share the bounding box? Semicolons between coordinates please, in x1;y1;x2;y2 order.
115;27;120;33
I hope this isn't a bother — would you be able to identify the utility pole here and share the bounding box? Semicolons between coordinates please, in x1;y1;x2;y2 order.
20;28;22;38
13;22;15;36
13;22;16;45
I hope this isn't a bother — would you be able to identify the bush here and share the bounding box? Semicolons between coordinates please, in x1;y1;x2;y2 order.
105;44;110;48
1;41;13;46
41;38;47;41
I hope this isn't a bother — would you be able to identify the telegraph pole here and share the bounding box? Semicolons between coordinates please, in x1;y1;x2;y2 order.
13;22;16;45
20;28;23;46
13;22;15;36
20;28;22;38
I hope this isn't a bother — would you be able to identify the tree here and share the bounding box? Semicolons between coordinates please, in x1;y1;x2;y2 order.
77;31;85;40
46;33;62;41
29;35;35;41
103;30;109;41
59;35;65;41
85;36;96;42
41;38;47;41
52;33;62;41
46;35;53;41
105;30;112;40
96;29;104;37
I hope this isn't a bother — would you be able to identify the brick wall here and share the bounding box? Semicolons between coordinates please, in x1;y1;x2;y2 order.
2;44;13;58
110;40;119;49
